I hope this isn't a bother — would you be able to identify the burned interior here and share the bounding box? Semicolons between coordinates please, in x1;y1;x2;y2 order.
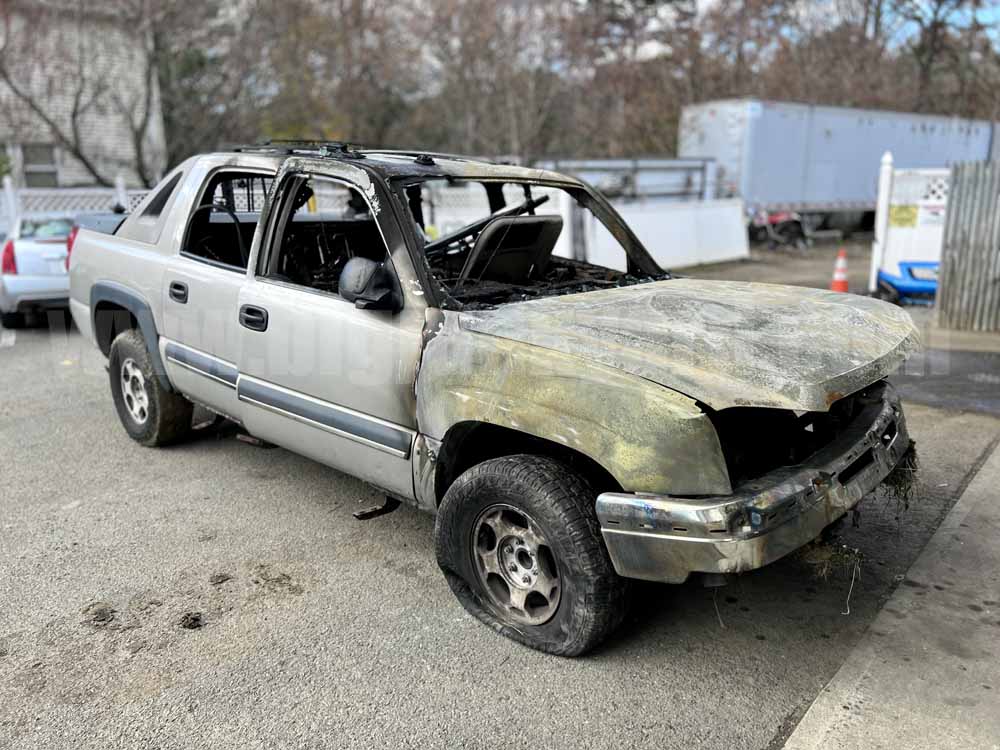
259;174;387;297
183;171;273;270
399;177;669;309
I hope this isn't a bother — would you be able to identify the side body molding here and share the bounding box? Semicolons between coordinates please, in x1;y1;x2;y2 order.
90;281;173;392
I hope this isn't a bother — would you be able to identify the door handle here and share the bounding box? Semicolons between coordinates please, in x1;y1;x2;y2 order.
239;304;268;332
169;281;188;304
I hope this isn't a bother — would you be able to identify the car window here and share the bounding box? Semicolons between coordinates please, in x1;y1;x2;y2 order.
182;170;273;271
141;171;183;218
415;181;492;241
403;177;665;309
261;174;388;297
20;218;72;239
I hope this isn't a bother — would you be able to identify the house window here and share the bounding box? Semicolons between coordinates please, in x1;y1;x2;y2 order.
22;143;58;187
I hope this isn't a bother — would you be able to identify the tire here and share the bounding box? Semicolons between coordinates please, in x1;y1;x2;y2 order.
109;328;192;446
874;282;901;305
435;454;628;656
1;312;24;329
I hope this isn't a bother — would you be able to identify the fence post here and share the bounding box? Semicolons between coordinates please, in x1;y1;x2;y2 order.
113;173;128;211
703;160;718;201
869;151;894;293
2;174;18;230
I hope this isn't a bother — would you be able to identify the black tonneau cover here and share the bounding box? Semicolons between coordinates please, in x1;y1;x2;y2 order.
75;213;127;235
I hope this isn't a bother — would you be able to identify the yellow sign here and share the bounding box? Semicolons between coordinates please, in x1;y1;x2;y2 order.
889;205;918;228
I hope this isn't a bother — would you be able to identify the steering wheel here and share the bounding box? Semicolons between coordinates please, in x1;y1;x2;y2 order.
189;203;247;267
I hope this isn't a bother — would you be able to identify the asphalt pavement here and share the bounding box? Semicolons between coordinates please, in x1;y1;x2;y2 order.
1;319;999;750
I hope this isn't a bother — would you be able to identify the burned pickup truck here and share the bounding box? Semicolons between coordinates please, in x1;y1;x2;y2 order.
69;144;918;655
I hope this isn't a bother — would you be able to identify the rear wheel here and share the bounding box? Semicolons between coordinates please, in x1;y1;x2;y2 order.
434;454;628;656
109;328;192;446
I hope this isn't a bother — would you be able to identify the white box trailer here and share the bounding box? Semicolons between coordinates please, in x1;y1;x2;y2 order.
678;99;995;214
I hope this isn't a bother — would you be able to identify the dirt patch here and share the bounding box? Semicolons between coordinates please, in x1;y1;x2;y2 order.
252;564;304;595
81;601;116;627
179;612;204;630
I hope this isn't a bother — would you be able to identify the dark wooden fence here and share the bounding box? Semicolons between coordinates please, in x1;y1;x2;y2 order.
937;161;1000;331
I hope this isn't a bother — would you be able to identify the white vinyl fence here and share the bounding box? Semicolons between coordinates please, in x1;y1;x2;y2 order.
423;182;748;271
869;151;950;294
578;198;748;271
0;175;149;236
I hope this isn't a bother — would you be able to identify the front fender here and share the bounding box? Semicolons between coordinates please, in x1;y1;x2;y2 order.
416;313;731;496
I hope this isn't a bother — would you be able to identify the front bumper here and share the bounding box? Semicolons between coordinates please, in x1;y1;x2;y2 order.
597;382;910;583
0;274;70;313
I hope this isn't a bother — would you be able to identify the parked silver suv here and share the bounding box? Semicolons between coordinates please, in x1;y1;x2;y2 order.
70;144;918;655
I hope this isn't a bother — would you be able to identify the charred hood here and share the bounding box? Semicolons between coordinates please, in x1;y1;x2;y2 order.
458;279;919;411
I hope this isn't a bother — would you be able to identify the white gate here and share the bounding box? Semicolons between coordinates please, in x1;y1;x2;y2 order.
869;152;949;298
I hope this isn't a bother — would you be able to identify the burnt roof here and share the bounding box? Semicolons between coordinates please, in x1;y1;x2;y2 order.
230;142;577;184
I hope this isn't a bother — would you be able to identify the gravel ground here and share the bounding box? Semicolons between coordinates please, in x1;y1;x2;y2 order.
1;314;998;750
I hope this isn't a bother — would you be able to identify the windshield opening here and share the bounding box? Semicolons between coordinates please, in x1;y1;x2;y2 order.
400;177;667;310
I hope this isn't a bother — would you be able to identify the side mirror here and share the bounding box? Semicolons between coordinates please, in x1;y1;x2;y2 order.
339;257;402;312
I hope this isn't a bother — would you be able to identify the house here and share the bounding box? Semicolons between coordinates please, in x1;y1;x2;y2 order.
0;1;167;189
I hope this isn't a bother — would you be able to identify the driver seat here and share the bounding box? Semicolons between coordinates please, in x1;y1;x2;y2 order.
457;215;563;286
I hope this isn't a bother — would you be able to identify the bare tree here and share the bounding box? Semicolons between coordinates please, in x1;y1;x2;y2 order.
0;1;166;186
4;0;1000;178
891;0;993;111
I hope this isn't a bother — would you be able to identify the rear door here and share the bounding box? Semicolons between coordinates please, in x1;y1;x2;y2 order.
159;169;273;419
235;169;425;499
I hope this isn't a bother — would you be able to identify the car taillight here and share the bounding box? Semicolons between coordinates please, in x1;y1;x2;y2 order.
1;239;15;275
66;225;79;270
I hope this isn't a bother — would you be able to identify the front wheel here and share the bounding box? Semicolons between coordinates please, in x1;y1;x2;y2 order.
109;328;193;446
434;455;628;656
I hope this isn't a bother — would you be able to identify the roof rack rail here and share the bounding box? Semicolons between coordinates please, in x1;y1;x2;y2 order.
232;140;367;157
360;149;491;164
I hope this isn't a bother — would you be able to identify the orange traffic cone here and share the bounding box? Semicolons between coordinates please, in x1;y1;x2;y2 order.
830;248;849;293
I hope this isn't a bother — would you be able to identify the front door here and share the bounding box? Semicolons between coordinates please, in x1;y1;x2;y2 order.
235;172;424;500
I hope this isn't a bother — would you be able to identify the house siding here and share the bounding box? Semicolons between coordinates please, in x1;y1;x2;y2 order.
0;6;167;188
